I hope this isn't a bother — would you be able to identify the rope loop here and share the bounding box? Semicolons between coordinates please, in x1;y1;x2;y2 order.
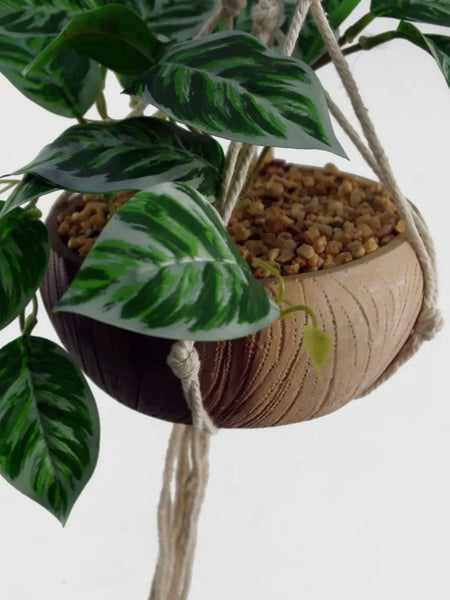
167;341;218;436
251;0;285;46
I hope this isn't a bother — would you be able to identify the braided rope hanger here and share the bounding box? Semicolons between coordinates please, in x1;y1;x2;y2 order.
150;1;443;598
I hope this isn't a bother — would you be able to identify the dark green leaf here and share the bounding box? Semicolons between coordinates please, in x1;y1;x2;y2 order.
371;0;450;27
0;3;103;117
28;5;166;77
13;118;224;201
0;203;49;329
0;336;99;525
125;31;345;154
397;21;450;86
0;175;57;217
55;182;280;341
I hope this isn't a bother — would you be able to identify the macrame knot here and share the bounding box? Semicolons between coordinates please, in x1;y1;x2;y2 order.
168;340;218;435
415;307;444;341
167;340;200;381
222;0;247;18
251;0;285;45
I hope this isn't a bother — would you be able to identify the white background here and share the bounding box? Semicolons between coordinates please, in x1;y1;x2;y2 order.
1;3;449;599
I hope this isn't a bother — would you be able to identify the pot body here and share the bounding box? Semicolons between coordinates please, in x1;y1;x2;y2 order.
41;192;424;428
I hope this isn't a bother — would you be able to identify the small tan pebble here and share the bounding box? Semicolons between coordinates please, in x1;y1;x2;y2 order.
350;189;363;205
245;240;269;256
229;222;251;242
323;254;336;268
236;244;250;260
377;222;394;238
254;217;266;226
313;235;328;254
290;203;306;221
332;228;345;243
267;248;280;262
265;179;284;196
67;236;85;250
338;179;353;195
265;205;284;221
355;214;372;225
246;201;265;216
282;263;300;275
276;235;297;250
278;248;296;263
334;252;353;265
306;253;319;268
394;219;405;233
356;222;373;238
369;215;381;230
261;232;277;247
330;200;344;214
253;266;271;279
317;256;325;269
326;240;343;255
347;240;366;259
364;237;379;254
307;225;321;241
381;234;394;245
316;223;333;237
79;239;95;257
297;243;315;259
302;175;315;188
324;163;340;176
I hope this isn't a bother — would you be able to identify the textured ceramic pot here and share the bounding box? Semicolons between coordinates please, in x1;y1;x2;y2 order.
41;182;424;429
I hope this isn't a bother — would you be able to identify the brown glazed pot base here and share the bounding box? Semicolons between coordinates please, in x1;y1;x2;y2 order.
41;185;424;429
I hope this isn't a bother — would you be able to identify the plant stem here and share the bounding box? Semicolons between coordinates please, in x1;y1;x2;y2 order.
20;295;39;337
0;179;20;194
339;12;375;45
95;90;110;120
103;192;117;216
280;304;318;328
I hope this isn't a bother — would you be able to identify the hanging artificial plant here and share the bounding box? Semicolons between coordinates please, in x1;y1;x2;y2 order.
0;0;448;529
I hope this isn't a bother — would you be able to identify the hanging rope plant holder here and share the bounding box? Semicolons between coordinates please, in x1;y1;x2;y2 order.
38;1;443;598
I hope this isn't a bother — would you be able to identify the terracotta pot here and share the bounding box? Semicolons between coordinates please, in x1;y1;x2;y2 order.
40;181;424;429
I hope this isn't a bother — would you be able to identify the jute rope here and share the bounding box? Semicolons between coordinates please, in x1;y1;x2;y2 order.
151;1;442;597
309;0;443;393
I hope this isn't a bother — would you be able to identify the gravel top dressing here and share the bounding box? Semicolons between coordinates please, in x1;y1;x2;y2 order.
57;161;404;277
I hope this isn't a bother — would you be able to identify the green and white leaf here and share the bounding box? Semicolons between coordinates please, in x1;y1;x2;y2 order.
302;325;332;374
55;183;280;341
0;336;100;525
28;4;166;77
370;0;450;27
0;3;103;117
129;0;220;42
397;21;450;87
0;203;49;329
125;31;345;154
13;118;224;201
0;175;57;217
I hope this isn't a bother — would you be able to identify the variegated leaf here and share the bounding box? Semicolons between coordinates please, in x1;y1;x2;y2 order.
0;336;99;525
125;31;345;154
0;3;103;117
128;0;220;42
55;183;280;341
397;21;450;87
0;202;49;329
13;118;225;201
0;175;57;217
28;4;166;77
371;0;450;27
